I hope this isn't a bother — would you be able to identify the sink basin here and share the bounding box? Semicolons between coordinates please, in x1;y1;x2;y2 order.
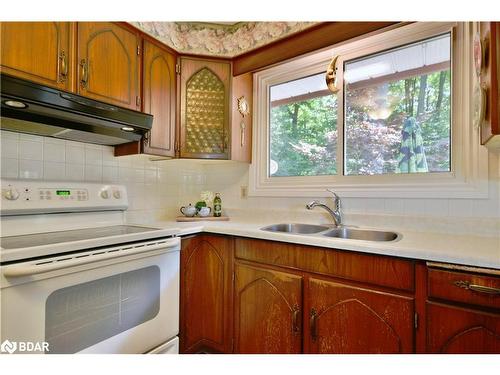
322;227;398;242
261;223;330;234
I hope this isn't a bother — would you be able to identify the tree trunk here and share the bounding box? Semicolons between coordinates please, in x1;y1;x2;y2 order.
404;78;416;117
436;71;446;111
417;74;428;116
291;103;299;136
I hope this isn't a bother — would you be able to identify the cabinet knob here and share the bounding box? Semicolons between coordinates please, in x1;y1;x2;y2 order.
3;187;20;201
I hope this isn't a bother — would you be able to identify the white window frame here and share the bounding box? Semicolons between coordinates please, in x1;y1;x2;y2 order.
250;22;489;198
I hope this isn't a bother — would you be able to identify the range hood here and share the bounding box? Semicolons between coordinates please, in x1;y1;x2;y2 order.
0;74;153;145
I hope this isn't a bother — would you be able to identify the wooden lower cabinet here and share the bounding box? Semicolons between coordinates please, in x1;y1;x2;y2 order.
179;235;233;353
179;234;499;354
234;262;302;353
426;302;500;353
305;277;414;353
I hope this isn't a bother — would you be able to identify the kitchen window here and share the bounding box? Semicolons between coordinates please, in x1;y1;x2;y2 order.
250;22;488;198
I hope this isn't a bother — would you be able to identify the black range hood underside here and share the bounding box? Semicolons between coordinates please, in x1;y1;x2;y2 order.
0;74;153;145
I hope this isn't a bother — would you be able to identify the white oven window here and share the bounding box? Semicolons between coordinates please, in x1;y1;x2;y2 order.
45;265;160;354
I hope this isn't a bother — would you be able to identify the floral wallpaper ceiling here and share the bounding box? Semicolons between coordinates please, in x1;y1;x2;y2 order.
131;22;318;57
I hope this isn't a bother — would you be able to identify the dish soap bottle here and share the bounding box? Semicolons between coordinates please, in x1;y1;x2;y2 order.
213;193;222;217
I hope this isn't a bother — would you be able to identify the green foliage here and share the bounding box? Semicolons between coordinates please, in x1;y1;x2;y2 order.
270;69;451;177
270;95;337;177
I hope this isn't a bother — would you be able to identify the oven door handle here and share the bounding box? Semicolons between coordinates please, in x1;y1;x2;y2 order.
3;238;179;277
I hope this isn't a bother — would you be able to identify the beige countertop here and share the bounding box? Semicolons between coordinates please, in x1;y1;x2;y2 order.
140;218;500;270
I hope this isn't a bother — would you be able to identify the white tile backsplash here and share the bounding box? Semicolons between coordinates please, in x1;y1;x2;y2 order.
1;157;18;178
2;129;499;234
19;139;43;160
65;143;85;164
65;163;85;181
19;159;43;179
43;140;65;162
43;161;65;180
0;130;204;222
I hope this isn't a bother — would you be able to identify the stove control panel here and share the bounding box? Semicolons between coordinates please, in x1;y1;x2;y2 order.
1;179;128;216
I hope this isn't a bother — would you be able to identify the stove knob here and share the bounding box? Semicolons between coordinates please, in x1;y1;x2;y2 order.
100;189;110;199
3;187;20;201
113;190;121;199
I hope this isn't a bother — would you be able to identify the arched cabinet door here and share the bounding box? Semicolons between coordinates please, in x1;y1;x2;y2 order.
1;22;73;91
427;302;500;353
305;277;414;353
179;57;231;159
142;40;176;157
77;22;140;110
234;263;302;354
180;235;234;353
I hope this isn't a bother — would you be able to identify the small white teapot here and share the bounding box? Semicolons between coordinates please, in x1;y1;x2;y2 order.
197;206;212;217
180;204;197;217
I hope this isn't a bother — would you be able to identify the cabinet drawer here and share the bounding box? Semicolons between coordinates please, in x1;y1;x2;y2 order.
428;268;500;310
235;238;414;291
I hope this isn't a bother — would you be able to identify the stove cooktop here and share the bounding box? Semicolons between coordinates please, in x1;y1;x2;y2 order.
0;225;160;250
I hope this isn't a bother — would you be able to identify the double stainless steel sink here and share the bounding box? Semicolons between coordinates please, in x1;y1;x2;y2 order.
260;223;398;242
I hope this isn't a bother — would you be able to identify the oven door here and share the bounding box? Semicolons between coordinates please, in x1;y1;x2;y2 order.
0;237;180;354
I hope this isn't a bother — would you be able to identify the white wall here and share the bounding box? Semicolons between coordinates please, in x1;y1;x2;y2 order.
0;129;206;223
1;128;499;235
201;153;500;235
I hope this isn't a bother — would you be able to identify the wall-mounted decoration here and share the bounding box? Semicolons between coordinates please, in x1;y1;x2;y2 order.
237;96;250;117
473;31;485;77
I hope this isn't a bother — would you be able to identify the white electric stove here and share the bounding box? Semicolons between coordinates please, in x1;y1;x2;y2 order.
0;179;180;354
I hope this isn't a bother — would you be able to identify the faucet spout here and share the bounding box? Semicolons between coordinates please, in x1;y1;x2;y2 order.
305;190;342;226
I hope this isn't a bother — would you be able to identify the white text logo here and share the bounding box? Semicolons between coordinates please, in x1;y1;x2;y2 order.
1;340;49;353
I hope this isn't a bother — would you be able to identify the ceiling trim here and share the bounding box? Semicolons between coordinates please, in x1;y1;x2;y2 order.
130;21;319;58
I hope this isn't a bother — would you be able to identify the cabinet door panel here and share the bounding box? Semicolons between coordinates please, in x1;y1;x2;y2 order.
306;278;414;353
77;22;139;110
1;22;73;91
180;235;233;353
426;302;500;353
179;57;231;159
142;41;176;156
234;263;302;353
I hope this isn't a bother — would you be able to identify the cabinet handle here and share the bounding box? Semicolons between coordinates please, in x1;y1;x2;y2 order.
80;59;89;89
310;308;318;341
325;55;340;93
454;280;500;295
143;132;150;148
292;305;300;334
59;51;68;82
240;121;246;147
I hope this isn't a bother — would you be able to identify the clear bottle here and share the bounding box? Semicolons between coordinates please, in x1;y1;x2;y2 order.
213;193;222;217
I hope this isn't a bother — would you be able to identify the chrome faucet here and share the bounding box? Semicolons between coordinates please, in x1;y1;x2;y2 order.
306;189;342;227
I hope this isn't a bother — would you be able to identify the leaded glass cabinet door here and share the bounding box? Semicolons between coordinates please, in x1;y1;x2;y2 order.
179;57;231;159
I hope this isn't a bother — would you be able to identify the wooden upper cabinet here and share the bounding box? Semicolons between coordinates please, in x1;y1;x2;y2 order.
234;262;302;354
480;22;499;147
180;235;233;353
230;73;253;163
1;22;74;91
305;278;414;354
142;40;176;157
77;22;140;110
179;57;231;159
426;302;500;353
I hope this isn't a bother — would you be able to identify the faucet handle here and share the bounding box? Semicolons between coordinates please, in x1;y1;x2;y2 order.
326;189;340;209
326;188;339;199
